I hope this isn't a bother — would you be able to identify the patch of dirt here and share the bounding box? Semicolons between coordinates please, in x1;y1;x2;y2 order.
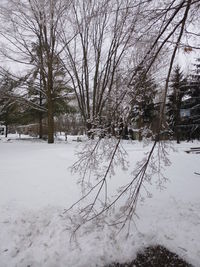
106;245;193;267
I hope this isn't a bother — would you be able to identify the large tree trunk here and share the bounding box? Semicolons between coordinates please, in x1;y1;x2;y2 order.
47;97;54;143
46;52;54;144
86;121;94;139
39;73;43;139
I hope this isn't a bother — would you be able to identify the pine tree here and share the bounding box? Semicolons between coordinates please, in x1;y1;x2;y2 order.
130;66;157;141
0;74;23;137
167;65;187;143
26;42;73;139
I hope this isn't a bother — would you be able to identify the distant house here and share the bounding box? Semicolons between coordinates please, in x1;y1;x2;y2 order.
180;108;190;118
180;97;200;120
16;123;48;137
178;96;200;140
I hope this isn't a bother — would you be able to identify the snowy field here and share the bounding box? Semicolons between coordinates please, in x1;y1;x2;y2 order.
0;135;200;267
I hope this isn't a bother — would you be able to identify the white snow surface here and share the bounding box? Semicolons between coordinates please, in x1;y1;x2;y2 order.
0;135;200;267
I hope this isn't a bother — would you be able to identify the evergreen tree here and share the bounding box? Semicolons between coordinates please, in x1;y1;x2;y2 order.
25;42;73;139
0;73;23;137
130;66;157;141
167;65;187;143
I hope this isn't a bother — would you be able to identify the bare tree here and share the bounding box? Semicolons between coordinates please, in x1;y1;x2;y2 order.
0;0;70;143
64;0;200;233
61;0;148;136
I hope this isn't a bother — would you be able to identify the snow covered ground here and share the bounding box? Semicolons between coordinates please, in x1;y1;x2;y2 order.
0;135;200;267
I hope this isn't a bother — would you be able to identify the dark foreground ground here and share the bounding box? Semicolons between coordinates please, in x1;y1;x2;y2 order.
106;245;193;267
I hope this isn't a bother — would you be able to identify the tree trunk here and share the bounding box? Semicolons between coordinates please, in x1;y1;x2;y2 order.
47;55;54;144
39;112;43;139
138;114;142;141
5;124;8;138
86;121;94;139
39;72;43;139
47;93;54;144
175;103;181;144
175;126;180;144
